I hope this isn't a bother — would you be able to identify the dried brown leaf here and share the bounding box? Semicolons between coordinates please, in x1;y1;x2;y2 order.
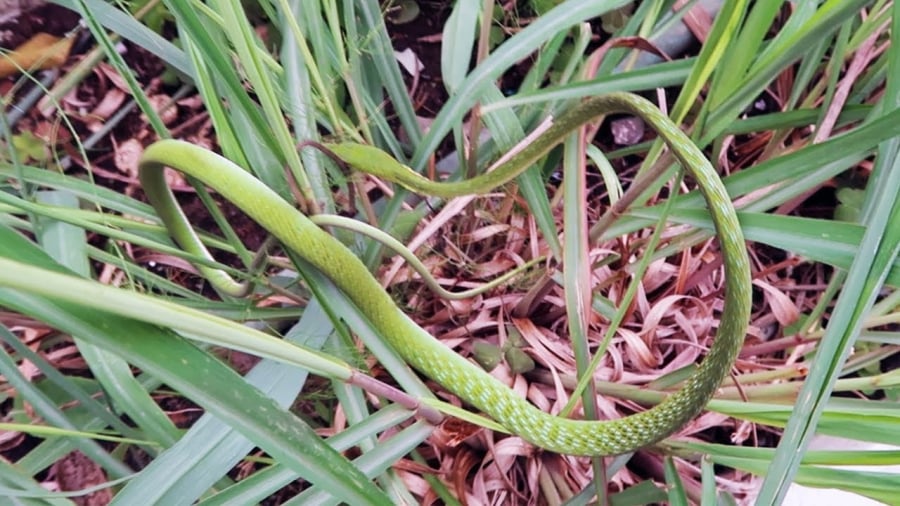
753;279;800;327
49;450;112;506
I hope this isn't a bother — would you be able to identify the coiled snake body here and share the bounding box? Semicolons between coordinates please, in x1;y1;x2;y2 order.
139;92;751;456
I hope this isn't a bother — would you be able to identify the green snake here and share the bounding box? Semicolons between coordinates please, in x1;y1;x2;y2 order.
139;92;751;456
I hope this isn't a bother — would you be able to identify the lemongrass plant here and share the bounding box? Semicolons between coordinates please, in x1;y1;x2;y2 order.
0;0;898;504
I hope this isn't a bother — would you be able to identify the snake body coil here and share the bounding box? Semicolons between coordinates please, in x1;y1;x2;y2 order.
139;92;751;455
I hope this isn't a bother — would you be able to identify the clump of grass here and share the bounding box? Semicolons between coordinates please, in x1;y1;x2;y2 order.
0;1;898;504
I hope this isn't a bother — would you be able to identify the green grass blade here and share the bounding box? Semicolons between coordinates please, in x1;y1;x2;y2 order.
704;0;872;142
0;225;390;505
112;299;336;504
0;328;134;479
34;191;180;446
50;0;191;75
715;454;900;505
487;57;694;109
353;0;422;146
2;292;389;506
755;3;900;500
196;406;416;505
663;457;689;506
704;397;900;447
0;458;76;506
619;210;900;288
72;0;168;137
410;0;630;170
